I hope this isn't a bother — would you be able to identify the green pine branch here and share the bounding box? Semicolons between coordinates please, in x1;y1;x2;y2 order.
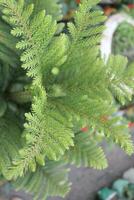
107;55;134;105
0;3;133;200
13;160;71;200
64;131;108;169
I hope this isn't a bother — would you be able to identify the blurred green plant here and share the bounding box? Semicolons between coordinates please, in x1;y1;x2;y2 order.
112;22;134;62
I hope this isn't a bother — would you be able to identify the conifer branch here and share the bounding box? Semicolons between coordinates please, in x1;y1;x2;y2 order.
0;3;133;200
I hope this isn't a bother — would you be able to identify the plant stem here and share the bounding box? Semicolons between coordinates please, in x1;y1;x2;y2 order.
8;90;32;104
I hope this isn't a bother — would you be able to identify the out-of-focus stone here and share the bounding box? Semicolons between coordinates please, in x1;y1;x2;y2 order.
112;179;129;197
123;168;134;183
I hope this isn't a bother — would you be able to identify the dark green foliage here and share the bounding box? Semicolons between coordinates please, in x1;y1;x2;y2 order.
0;113;22;177
13;160;71;200
26;0;63;21
122;0;134;3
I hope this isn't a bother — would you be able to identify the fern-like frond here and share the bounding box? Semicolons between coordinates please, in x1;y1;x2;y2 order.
107;55;134;105
0;0;58;80
97;117;134;155
13;160;71;200
0;0;73;178
6;85;74;179
68;0;106;45
64;131;108;169
47;0;111;124
59;0;106;77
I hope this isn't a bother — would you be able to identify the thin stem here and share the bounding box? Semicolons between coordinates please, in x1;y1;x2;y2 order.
8;90;32;104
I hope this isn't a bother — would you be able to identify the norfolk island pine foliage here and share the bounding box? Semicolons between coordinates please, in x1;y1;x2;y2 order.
0;0;133;199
